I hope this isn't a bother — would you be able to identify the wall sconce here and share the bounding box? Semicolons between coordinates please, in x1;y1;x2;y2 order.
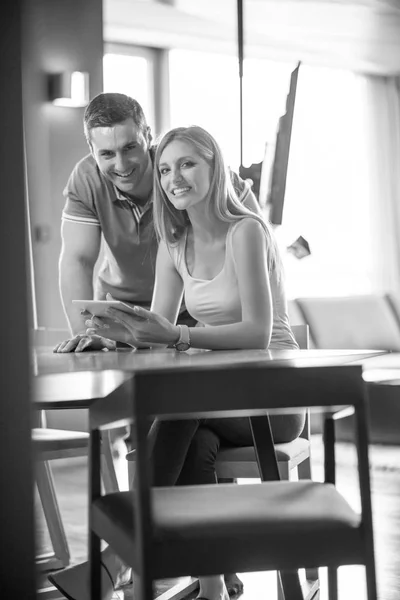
47;71;89;107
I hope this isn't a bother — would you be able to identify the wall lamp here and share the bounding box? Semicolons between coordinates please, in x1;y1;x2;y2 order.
47;71;89;107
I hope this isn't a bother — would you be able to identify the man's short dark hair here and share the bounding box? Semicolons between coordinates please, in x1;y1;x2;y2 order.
83;93;148;143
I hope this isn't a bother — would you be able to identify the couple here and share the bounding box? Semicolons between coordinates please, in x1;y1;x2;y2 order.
51;94;304;600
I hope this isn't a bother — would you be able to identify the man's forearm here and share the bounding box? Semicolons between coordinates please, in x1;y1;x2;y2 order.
59;258;94;335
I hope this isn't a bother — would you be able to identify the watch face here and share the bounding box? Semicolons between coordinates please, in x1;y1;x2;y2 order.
175;342;190;352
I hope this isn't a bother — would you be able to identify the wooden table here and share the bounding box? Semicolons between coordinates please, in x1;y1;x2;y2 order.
33;347;387;600
34;345;386;377
33;346;387;445
31;346;389;593
342;351;400;445
358;351;400;382
53;347;378;600
33;369;134;410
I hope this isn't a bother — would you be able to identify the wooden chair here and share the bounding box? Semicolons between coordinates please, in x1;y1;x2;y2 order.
126;325;317;595
127;325;312;482
34;427;90;571
88;361;377;600
216;324;312;481
32;328;120;570
34;427;119;571
215;324;318;597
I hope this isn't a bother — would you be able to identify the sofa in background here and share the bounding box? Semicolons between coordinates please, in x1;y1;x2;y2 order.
289;293;400;444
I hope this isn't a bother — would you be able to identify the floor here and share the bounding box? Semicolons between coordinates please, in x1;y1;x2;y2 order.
36;435;400;600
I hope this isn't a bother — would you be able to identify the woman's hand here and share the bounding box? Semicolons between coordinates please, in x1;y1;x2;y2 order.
83;310;137;346
105;305;180;347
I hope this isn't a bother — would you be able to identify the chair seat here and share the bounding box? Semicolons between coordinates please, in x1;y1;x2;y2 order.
33;428;89;454
127;438;310;463
92;481;362;579
217;436;310;464
215;437;310;478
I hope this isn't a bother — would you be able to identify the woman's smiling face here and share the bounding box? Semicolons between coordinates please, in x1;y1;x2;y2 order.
158;140;212;211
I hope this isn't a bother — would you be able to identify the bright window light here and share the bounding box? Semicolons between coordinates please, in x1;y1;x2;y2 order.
169;49;293;171
103;53;155;129
282;66;373;298
168;50;373;297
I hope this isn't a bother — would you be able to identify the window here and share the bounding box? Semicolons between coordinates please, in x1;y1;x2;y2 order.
169;49;292;171
103;44;157;131
168;51;373;297
281;66;373;298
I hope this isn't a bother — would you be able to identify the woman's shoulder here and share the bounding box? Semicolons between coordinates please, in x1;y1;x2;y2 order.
229;216;265;239
227;218;266;263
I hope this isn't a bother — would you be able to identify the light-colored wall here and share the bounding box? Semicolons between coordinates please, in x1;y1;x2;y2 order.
22;0;104;329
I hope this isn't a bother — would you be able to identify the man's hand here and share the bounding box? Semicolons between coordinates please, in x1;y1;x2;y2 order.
53;333;117;353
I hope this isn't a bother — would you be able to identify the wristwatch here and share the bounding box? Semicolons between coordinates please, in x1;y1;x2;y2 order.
174;324;191;352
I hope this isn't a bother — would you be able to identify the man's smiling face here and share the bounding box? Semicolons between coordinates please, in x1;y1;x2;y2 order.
89;118;152;196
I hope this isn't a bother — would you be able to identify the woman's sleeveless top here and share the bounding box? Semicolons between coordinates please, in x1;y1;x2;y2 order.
170;219;298;349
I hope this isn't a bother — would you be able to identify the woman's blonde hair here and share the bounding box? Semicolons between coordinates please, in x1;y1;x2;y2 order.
153;125;281;275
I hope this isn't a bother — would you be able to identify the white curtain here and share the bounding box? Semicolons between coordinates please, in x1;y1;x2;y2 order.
360;75;400;295
282;69;400;300
280;66;376;298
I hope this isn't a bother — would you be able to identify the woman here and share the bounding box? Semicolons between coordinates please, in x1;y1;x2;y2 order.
51;126;304;600
95;124;299;353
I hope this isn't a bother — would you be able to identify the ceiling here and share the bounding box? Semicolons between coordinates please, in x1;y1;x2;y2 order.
104;0;400;75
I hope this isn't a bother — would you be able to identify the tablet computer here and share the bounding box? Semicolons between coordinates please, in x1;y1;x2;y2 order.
72;299;139;318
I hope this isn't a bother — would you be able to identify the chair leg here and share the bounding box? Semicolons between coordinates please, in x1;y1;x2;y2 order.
89;529;102;600
135;575;154;600
250;417;303;600
278;461;290;480
366;562;378;600
277;572;285;600
305;567;319;586
101;431;120;493
36;461;70;568
279;570;303;600
298;456;319;585
298;454;312;480
89;429;102;600
327;567;338;600
128;459;136;488
354;403;378;600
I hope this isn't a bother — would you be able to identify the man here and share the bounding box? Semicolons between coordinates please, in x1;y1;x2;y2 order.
55;93;156;352
55;92;259;353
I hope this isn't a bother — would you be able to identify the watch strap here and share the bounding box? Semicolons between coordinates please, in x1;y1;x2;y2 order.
174;324;191;351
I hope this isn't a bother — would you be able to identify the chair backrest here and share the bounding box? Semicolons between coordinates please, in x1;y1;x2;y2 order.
94;360;375;598
289;301;316;348
291;324;309;350
386;293;400;330
288;299;307;326
296;295;400;351
288;324;311;439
